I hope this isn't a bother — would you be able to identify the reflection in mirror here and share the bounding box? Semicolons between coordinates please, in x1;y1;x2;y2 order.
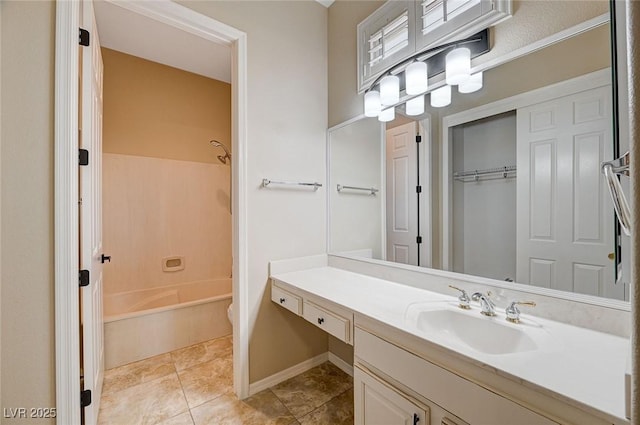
329;118;384;258
328;18;628;301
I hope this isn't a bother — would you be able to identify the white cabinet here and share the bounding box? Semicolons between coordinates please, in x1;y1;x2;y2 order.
355;327;558;425
271;279;354;344
355;366;429;425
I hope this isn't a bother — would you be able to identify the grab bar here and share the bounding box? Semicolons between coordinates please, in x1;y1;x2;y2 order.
336;184;379;195
602;151;631;236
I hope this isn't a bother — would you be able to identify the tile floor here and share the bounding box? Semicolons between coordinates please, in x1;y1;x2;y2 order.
98;335;354;425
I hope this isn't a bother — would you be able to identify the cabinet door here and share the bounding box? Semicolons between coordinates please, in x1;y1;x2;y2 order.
355;367;429;425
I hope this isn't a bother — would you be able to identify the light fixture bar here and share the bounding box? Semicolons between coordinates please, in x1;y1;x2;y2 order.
364;29;489;94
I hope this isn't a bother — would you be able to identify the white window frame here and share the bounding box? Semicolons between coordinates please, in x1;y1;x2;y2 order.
358;1;416;93
357;0;512;93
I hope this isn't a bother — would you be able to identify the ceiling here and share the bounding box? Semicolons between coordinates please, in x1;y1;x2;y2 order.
94;1;232;83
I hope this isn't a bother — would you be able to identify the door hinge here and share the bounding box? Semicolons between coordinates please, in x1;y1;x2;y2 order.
416;135;422;143
80;389;92;408
416;236;422;244
416;185;422;193
79;149;89;166
79;28;90;47
79;270;90;287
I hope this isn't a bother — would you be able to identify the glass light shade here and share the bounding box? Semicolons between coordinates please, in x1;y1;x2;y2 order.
378;107;395;122
380;75;400;106
364;90;382;117
445;48;471;85
430;85;451;108
406;95;424;116
405;62;428;95
458;72;483;94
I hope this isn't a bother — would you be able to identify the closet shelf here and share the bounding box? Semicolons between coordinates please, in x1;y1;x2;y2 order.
453;165;516;182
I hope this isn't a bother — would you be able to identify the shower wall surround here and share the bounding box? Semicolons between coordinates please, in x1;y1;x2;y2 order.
103;153;232;294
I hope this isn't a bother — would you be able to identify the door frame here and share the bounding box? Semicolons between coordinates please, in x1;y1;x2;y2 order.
54;1;249;423
441;68;611;270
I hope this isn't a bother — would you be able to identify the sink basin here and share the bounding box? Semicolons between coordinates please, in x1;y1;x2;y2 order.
414;309;538;354
405;303;554;356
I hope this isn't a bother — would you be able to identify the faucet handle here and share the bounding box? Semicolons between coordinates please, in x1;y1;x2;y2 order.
448;285;470;309
505;301;536;323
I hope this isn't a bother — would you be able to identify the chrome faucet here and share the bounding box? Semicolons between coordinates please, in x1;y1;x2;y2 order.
505;301;536;323
472;292;496;316
448;285;470;309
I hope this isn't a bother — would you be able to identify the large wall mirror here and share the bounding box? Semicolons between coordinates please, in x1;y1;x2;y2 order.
328;8;630;303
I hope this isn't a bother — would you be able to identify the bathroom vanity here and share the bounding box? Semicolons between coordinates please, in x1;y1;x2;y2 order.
270;255;629;425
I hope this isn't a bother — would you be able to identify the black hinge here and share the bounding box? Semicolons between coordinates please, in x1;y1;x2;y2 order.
79;28;90;46
416;236;422;244
416;185;422;193
416;135;422;143
79;149;89;166
79;270;90;287
80;389;92;408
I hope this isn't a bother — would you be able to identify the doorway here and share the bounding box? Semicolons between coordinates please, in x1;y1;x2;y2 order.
54;1;249;423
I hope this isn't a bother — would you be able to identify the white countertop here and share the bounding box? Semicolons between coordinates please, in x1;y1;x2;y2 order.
271;266;629;424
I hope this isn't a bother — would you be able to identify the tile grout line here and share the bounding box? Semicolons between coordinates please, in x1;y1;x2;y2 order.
172;358;193;420
293;386;353;423
266;388;298;421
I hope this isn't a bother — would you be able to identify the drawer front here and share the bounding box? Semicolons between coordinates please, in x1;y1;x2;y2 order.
303;301;351;343
271;285;302;315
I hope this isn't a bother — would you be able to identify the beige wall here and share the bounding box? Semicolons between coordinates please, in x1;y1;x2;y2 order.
1;1;56;423
328;0;384;127
442;24;611;117
103;154;232;295
102;48;231;163
328;0;610;127
102;49;233;295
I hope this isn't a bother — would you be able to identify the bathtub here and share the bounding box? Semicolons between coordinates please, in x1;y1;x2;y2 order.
103;278;232;369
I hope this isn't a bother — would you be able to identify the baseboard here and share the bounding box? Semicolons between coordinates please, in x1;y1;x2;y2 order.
328;352;354;377
248;352;328;396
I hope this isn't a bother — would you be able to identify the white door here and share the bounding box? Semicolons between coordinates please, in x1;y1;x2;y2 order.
516;85;621;299
386;122;419;265
354;367;428;425
80;1;105;422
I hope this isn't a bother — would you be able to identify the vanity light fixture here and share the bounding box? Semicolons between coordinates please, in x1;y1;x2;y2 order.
406;95;425;116
363;29;490;122
405;61;428;95
380;75;400;105
364;90;382;117
430;85;451;107
378;107;395;122
445;47;471;85
459;71;483;93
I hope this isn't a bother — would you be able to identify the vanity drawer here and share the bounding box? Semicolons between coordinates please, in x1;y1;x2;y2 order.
271;285;302;315
303;301;351;344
